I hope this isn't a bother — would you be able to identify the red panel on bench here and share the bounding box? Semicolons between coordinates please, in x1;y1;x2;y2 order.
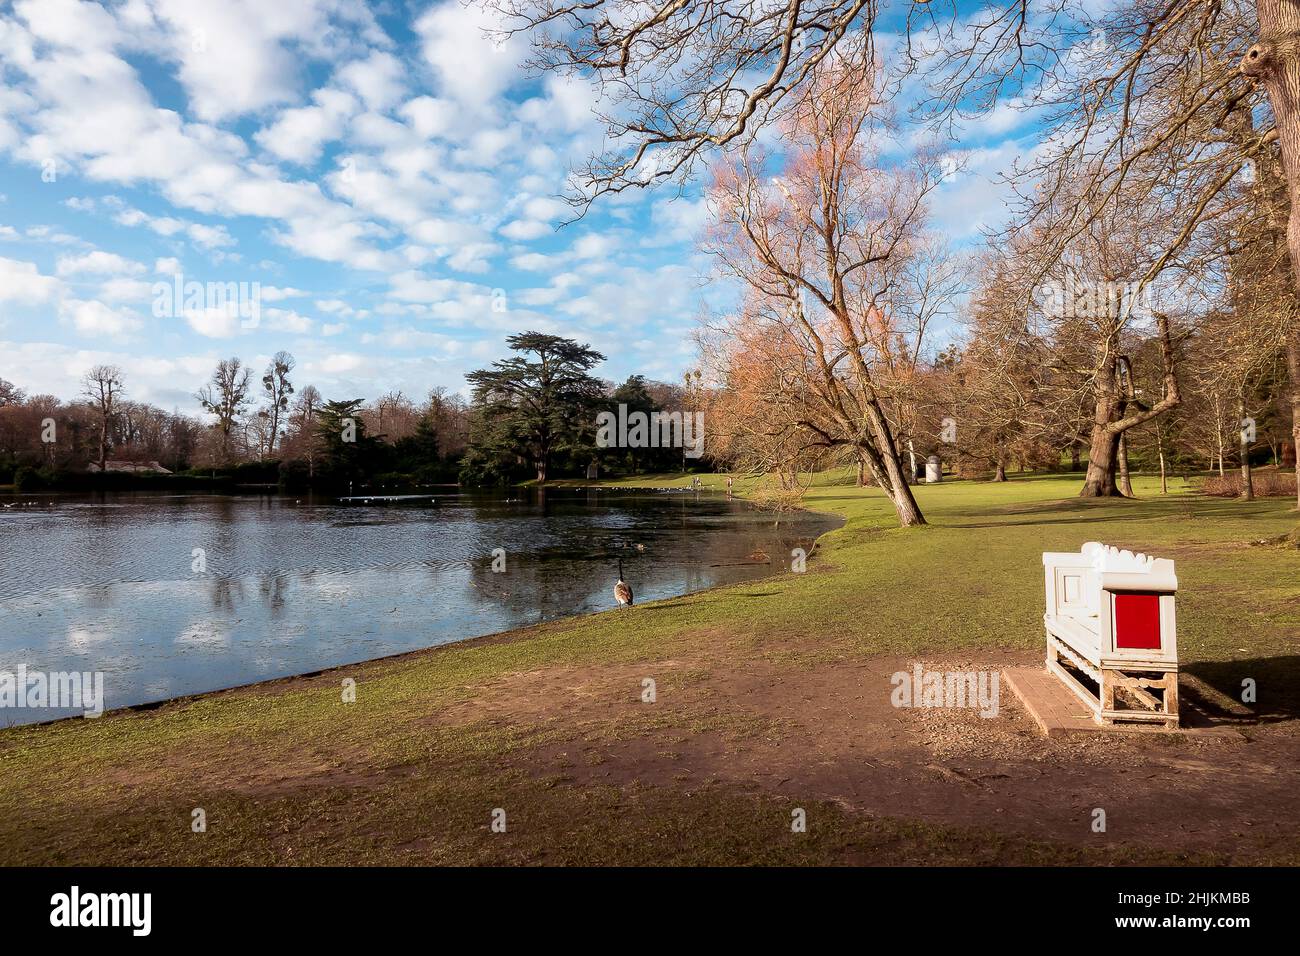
1114;592;1161;649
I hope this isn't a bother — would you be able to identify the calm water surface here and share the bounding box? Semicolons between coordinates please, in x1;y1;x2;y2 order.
0;488;840;724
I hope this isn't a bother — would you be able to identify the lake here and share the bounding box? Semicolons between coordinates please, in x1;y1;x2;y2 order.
0;488;840;725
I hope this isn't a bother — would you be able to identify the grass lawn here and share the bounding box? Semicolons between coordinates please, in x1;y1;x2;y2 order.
1;471;1297;865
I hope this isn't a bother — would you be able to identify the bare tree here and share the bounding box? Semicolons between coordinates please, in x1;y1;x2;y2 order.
81;365;124;472
494;0;893;205
704;57;942;525
196;358;252;467
0;378;23;408
950;261;1054;481
366;390;420;443
285;384;323;478
423;387;470;459
260;351;296;458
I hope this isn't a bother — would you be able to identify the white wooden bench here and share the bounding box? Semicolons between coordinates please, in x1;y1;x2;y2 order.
1042;542;1179;729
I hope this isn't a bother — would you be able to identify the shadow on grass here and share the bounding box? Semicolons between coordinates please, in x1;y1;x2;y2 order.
640;590;784;612
1183;656;1300;725
946;496;1269;530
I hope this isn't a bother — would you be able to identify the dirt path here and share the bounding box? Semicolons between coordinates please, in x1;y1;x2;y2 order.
444;642;1300;862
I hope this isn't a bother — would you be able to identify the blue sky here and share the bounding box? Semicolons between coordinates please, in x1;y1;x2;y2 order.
0;0;1042;413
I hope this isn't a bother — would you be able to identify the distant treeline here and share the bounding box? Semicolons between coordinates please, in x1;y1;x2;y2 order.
0;333;707;493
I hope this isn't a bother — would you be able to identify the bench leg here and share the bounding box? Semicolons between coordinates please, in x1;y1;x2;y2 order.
1162;671;1179;729
1100;669;1115;722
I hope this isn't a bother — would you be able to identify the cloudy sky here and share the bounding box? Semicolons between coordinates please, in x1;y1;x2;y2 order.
0;0;1035;413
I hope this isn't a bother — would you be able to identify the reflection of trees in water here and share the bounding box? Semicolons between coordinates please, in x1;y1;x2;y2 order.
82;501;127;574
82;583;117;609
206;496;241;577
259;573;289;614
208;575;243;612
204;572;289;615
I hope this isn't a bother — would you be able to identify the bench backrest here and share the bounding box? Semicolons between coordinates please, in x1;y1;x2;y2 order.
1043;542;1178;666
1042;550;1100;623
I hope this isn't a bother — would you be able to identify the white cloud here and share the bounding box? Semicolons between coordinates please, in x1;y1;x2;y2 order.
183;222;234;250
399;96;457;139
265;307;313;333
646;195;709;247
184;305;242;339
56;250;145;276
446;243;497;273
98;277;154;302
0;255;61;302
413;2;524;109
572;231;619;259
59;297;142;337
262;285;306;301
336;52;406;111
500;218;552;241
510;251;553;271
149;0;320;122
255;87;358;165
319;352;362;373
517;75;601;133
2;12;395;271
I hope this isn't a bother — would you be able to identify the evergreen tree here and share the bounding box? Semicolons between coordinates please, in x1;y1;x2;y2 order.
315;399;382;489
464;332;606;483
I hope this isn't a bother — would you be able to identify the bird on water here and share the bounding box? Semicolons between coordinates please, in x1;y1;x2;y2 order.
614;558;634;608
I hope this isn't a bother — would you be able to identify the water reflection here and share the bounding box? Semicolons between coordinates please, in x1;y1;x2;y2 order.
0;488;840;725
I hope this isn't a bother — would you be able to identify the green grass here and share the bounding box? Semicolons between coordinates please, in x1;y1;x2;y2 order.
1;470;1296;865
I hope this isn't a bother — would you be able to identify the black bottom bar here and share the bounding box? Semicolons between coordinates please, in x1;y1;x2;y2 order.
0;866;1277;941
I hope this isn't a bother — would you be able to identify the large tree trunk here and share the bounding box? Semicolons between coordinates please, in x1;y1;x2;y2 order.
1081;426;1122;496
863;399;926;526
1081;362;1123;497
884;461;926;526
1082;314;1181;497
1245;1;1300;290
